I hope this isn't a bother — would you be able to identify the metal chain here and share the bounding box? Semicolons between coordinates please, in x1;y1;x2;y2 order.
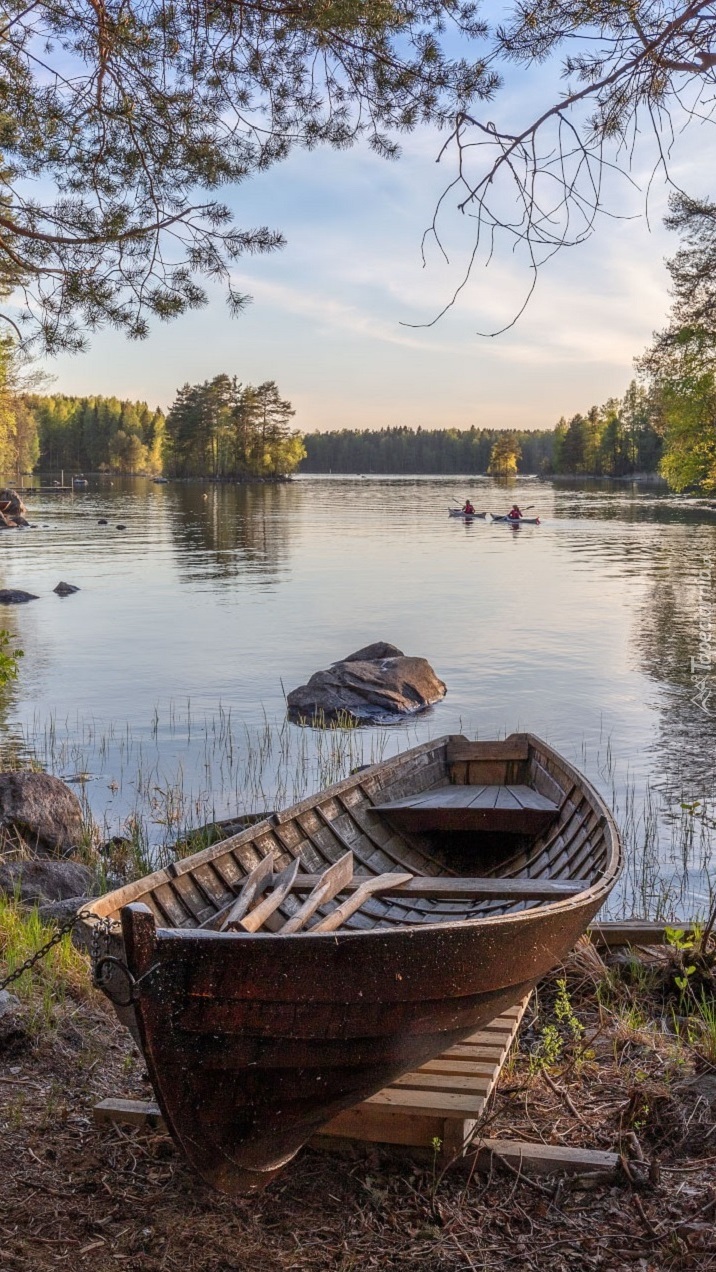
0;909;112;994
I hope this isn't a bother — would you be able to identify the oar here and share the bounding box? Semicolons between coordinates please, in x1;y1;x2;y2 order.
211;854;274;931
498;504;536;519
310;872;413;933
279;851;354;933
231;858;300;932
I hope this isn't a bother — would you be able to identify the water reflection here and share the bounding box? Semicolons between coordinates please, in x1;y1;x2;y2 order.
169;483;295;585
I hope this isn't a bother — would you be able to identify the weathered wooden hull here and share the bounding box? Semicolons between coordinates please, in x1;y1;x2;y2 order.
87;733;621;1195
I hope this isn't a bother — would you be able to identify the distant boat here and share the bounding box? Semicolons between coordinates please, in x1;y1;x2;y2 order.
152;477;169;484
72;475;89;488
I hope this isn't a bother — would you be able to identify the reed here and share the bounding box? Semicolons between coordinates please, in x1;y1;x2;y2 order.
0;706;713;920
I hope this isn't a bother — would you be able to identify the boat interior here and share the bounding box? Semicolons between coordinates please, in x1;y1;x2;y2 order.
87;735;614;936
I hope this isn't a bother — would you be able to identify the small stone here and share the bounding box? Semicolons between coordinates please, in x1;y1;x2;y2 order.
0;589;38;604
53;582;80;596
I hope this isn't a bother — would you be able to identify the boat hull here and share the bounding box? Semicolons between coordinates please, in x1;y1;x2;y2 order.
491;514;540;524
87;732;621;1196
123;887;605;1194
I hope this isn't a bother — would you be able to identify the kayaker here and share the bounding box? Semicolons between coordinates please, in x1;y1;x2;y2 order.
507;504;522;520
463;499;475;515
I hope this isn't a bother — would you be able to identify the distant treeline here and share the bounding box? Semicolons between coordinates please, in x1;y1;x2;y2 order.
25;394;166;474
13;375;305;477
0;352;665;483
302;427;555;474
302;383;664;476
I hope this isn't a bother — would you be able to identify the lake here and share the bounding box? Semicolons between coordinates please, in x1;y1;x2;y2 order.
1;473;714;920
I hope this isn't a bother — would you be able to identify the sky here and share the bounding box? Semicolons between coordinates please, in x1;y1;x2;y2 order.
43;41;708;434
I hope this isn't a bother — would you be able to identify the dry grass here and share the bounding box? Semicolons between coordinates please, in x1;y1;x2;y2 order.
2;928;716;1272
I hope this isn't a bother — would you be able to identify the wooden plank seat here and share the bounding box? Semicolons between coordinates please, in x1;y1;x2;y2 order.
372;784;559;835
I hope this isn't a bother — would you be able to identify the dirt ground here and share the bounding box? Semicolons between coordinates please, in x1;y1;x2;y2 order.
1;947;716;1272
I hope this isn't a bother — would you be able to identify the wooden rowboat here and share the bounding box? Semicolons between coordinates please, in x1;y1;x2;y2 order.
82;733;621;1196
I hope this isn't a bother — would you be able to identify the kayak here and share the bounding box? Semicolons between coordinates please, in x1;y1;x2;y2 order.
448;508;487;519
491;514;541;525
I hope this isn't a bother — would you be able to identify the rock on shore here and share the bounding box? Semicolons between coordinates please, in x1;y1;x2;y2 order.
0;771;85;856
0;860;94;905
287;642;447;725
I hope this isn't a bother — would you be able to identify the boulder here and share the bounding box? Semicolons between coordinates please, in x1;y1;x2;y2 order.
0;860;94;905
0;590;38;604
287;646;446;725
0;489;26;516
53;582;80;596
0;771;85;856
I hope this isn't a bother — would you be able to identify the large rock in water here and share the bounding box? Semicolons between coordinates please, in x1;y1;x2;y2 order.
0;772;85;856
287;643;447;725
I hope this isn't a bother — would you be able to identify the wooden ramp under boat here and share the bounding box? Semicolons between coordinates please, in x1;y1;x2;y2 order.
94;995;530;1160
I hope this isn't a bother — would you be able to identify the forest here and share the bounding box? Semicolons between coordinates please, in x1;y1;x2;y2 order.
0;371;305;479
300;385;663;477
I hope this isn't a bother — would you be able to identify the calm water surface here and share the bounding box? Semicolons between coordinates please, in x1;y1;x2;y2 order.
1;474;715;919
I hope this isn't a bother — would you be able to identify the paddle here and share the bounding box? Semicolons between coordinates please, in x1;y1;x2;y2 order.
503;504;535;517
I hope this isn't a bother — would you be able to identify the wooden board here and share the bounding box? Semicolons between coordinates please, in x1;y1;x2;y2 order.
373;785;558;836
291;874;590;902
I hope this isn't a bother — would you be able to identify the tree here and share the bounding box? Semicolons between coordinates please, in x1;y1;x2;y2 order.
109;430;149;473
164;375;303;477
639;194;716;492
560;416;588;475
0;0;491;353
426;4;716;329
487;433;521;475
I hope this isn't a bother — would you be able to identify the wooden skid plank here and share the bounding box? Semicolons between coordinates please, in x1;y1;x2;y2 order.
92;1101;619;1175
418;1059;496;1077
474;1139;619;1177
390;1072;492;1095
94;1098;166;1132
364;1087;487;1117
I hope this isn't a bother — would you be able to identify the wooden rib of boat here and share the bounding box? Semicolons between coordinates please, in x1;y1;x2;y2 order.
82;733;621;1197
